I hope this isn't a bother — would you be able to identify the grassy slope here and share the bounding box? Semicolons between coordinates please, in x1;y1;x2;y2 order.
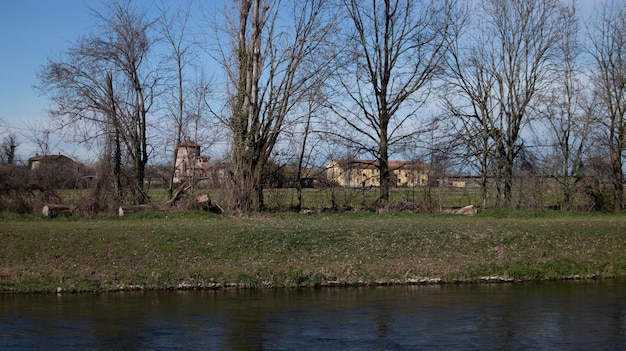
1;210;625;293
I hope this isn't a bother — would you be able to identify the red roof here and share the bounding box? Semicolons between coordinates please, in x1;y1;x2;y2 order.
330;159;427;170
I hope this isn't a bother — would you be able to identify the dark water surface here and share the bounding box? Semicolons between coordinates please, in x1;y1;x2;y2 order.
1;280;626;350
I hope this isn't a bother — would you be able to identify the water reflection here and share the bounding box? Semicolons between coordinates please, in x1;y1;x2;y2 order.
1;280;625;350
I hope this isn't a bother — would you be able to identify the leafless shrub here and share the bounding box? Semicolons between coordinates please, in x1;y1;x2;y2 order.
0;164;33;213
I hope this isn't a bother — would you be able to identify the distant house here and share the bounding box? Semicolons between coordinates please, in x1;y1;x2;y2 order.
173;140;211;183
29;154;79;171
28;153;84;188
437;176;483;188
264;165;319;188
326;159;429;187
297;167;319;188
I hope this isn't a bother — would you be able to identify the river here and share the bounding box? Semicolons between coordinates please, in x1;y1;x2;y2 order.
1;280;625;350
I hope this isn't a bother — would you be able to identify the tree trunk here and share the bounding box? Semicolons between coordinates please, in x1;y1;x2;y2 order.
255;177;264;211
225;0;331;211
480;161;488;209
379;110;390;203
114;127;123;202
611;156;624;212
233;156;253;211
135;152;147;205
503;154;514;208
379;150;390;204
295;96;314;211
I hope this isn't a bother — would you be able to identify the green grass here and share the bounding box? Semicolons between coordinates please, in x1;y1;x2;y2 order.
119;186;487;210
1;210;625;293
19;184;611;214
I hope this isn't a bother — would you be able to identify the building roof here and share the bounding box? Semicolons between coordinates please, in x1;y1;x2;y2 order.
28;154;81;170
178;140;201;147
29;154;74;162
329;159;428;170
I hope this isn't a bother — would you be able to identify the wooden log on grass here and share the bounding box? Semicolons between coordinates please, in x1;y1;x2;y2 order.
442;205;478;216
118;204;153;216
42;204;73;217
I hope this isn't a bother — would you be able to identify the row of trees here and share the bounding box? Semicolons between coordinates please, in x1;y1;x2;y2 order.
26;0;626;212
448;0;625;212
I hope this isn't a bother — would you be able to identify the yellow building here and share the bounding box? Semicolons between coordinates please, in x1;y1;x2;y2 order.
326;160;429;187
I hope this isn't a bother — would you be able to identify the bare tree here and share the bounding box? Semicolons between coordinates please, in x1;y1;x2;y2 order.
0;133;19;165
539;4;590;210
587;0;626;212
448;0;569;208
293;84;329;211
158;2;197;199
442;3;496;209
220;0;335;211
37;0;157;204
491;0;571;207
329;0;457;204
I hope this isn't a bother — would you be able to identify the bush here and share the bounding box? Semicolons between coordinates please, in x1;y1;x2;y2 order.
0;164;34;214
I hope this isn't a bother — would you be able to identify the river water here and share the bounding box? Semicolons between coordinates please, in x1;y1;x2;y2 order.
1;280;625;350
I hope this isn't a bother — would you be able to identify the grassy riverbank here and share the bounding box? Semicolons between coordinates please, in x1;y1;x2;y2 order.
1;210;625;293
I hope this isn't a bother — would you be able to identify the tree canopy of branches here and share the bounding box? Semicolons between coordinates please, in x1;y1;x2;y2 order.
588;0;626;212
0;133;18;165
38;0;157;204
486;0;569;207
222;0;335;211
443;0;569;208
26;0;626;213
328;0;457;203
539;4;590;210
157;2;200;199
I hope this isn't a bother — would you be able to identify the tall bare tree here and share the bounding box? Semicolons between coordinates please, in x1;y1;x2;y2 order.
458;0;568;207
539;4;590;210
442;4;495;209
492;0;570;207
329;0;457;203
158;2;196;198
0;133;18;165
221;0;335;211
443;0;571;208
588;0;626;212
38;0;157;204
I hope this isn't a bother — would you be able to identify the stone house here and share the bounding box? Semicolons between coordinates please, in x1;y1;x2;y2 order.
173;140;211;183
28;153;84;188
28;154;79;171
326;159;429;187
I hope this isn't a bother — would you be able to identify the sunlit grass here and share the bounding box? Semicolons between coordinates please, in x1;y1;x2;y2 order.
19;183;603;214
1;210;625;293
142;186;498;210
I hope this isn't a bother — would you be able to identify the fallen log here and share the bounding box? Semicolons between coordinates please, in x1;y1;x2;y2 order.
42;204;73;218
118;205;153;216
442;205;478;216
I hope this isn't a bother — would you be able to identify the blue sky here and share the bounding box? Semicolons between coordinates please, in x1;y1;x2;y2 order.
0;0;110;159
0;0;604;162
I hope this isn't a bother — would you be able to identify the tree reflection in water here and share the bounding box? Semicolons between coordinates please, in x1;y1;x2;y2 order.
1;281;625;350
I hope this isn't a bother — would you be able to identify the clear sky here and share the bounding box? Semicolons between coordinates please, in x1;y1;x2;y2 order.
0;0;604;163
0;0;110;160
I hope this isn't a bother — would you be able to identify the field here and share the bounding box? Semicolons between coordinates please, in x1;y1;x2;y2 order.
56;186;486;210
1;210;625;293
55;185;569;214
